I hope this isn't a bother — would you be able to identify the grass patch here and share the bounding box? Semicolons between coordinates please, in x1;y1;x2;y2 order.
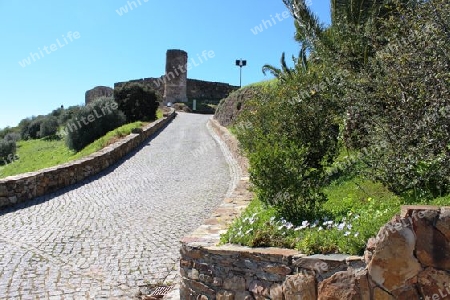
221;174;450;255
0;138;75;178
221;178;399;255
246;79;278;88
0;112;164;179
72;121;143;160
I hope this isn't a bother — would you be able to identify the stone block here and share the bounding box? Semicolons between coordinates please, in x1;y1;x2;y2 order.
411;210;450;269
269;283;283;300
436;207;450;241
223;276;246;291
317;269;369;300
262;265;292;276
248;280;270;300
418;267;450;299
0;184;8;197
367;221;421;292
188;268;199;280
373;287;394;300
235;291;254;300
212;277;223;287
217;290;234;300
283;274;316;300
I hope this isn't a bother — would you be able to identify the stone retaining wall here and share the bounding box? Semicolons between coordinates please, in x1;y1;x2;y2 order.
180;121;450;299
0;109;176;209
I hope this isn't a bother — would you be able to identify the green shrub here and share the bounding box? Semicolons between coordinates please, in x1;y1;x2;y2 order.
58;105;82;125
236;68;343;223
22;118;44;140
0;127;16;140
65;97;126;151
114;83;159;122
40;117;59;138
343;0;450;198
0;139;16;164
4;132;21;142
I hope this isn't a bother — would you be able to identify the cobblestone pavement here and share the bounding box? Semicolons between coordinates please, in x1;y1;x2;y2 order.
0;113;232;299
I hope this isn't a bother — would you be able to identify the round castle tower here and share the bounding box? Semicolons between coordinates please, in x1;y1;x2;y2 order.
164;49;188;105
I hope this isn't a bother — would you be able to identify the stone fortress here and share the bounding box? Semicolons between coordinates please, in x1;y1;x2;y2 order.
86;49;239;106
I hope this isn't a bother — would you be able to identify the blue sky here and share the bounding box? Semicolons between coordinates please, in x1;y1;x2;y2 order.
0;0;331;129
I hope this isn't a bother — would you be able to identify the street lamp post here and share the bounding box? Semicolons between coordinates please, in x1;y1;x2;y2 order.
235;59;247;88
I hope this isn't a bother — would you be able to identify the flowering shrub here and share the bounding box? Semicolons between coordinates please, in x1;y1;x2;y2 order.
221;180;401;255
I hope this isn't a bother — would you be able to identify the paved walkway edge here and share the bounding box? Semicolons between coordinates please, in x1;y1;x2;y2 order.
165;118;253;300
0;109;176;209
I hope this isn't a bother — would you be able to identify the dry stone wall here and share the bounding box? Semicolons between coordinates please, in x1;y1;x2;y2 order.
180;120;450;300
0;110;175;209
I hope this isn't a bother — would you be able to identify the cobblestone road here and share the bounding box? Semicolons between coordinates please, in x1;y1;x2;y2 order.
0;113;232;299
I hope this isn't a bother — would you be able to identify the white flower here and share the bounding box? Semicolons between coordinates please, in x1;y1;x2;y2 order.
354;232;359;237
347;224;353;230
296;220;310;230
337;223;346;231
344;231;351;236
318;226;324;231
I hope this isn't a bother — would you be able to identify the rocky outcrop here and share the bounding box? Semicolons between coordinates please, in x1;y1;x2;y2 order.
85;86;114;105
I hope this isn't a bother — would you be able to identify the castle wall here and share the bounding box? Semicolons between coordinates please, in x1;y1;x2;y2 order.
109;49;239;106
114;78;238;104
85;86;114;105
164;49;188;104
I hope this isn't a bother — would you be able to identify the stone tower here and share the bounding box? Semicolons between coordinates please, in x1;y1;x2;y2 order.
164;49;188;105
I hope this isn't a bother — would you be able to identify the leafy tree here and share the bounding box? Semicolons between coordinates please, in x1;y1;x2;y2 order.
0;139;16;164
0;127;16;140
236;67;343;223
114;83;159;122
4;132;21;142
58;105;82;125
22;118;45;139
344;0;450;198
40;116;59;138
65;97;126;151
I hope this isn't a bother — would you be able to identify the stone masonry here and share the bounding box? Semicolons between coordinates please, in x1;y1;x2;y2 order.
180;118;450;299
113;49;239;106
164;49;188;104
0;110;175;209
0;112;233;299
85;86;114;105
85;50;238;109
114;78;238;106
